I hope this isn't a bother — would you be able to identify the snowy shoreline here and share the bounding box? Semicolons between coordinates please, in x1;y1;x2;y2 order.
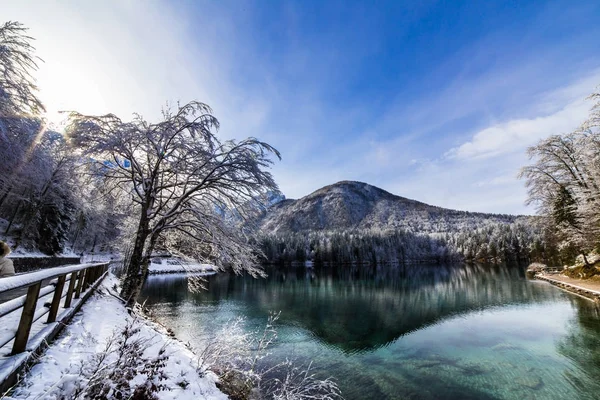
5;274;227;400
148;257;218;275
148;265;217;275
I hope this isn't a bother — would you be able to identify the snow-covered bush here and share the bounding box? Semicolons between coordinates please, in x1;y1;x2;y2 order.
265;361;343;400
43;319;169;400
196;312;343;400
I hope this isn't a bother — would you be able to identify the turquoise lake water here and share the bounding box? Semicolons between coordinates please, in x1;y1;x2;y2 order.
140;264;600;399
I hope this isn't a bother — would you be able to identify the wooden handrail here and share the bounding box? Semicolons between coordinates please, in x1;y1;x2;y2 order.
0;263;108;296
0;262;110;355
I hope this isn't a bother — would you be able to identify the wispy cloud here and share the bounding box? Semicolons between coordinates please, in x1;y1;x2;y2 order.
446;72;600;160
445;98;588;160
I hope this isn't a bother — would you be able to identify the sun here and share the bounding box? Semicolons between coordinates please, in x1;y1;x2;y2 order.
36;52;110;130
42;108;68;131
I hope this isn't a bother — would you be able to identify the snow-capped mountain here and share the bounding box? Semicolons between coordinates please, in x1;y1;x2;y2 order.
252;181;547;264
255;180;520;234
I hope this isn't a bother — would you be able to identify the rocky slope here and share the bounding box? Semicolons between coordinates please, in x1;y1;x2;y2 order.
256;180;518;235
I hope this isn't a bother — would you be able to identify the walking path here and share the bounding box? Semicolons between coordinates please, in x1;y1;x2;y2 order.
3;275;226;399
535;273;600;300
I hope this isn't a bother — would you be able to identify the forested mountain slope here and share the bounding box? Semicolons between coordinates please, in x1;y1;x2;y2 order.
252;181;551;264
257;181;517;233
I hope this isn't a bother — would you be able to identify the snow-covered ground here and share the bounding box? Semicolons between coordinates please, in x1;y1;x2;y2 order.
4;275;227;400
80;254;122;264
0;264;110;361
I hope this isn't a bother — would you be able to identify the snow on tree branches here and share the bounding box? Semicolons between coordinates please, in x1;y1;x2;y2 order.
520;86;600;265
0;21;44;124
66;101;280;305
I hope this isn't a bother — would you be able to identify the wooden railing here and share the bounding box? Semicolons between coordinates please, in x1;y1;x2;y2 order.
0;263;109;356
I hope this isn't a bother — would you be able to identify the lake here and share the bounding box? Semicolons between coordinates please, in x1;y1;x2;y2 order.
140;264;600;400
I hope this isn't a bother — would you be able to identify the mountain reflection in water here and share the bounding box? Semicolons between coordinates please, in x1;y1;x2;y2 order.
140;264;600;400
142;264;561;353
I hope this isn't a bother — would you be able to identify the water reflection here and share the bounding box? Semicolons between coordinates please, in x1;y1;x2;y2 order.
141;264;600;400
142;264;563;353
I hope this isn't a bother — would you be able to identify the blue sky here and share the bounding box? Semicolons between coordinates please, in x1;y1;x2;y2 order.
5;0;600;214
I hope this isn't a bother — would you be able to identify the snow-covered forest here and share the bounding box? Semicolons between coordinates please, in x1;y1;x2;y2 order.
0;21;121;256
251;181;554;265
256;217;550;265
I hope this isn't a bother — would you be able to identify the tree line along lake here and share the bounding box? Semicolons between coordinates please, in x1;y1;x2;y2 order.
140;263;600;400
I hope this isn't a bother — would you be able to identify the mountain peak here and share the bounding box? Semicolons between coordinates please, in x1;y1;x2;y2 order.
257;180;517;234
309;180;401;200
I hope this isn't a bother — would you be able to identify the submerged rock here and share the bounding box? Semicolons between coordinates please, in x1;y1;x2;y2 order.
492;342;521;351
516;375;544;390
414;360;442;369
215;370;254;400
459;363;492;376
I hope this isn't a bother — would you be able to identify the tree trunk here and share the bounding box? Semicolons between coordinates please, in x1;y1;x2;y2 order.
120;209;150;306
5;199;22;234
124;230;160;308
90;234;98;254
71;227;81;251
0;186;12;211
70;211;85;250
582;252;591;267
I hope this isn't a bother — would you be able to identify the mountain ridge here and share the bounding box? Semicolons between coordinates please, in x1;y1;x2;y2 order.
257;180;520;234
253;180;549;265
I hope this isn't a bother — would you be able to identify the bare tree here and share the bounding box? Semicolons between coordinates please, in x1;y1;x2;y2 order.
0;20;46;226
520;87;600;264
0;21;44;137
0;21;114;256
67;101;280;305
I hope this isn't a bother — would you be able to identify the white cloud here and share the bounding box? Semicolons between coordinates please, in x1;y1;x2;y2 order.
384;153;531;214
345;74;600;214
445;73;600;160
446;100;587;160
474;174;516;188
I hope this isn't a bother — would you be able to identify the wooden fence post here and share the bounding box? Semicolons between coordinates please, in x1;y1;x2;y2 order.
74;269;85;299
82;268;92;291
63;271;78;308
46;275;66;323
12;282;42;354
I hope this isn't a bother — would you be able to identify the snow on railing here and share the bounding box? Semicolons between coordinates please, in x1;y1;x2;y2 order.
0;262;109;356
0;263;106;294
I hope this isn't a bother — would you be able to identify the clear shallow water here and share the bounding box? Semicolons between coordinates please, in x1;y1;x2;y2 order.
140;264;600;400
